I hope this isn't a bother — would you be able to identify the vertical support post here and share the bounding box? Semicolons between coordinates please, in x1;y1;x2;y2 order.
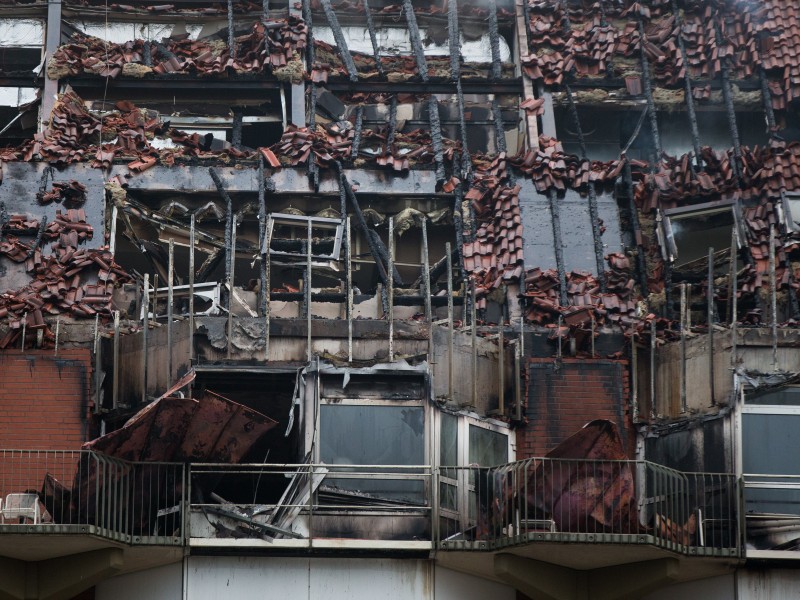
231;109;243;148
153;274;159;321
227;0;236;60
167;238;174;383
422;219;433;361
650;319;656;420
388;217;395;362
446;242;454;401
514;336;522;421
20;311;27;351
113;310;120;409
54;317;60;356
346;217;353;363
142;274;149;406
42;0;62;129
265;215;272;360
258;160;267;318
307;220;312;362
471;283;477;408
708;246;716;405
109;205;118;255
498;329;505;415
770;226;778;370
631;325;638;422
94;313;101;413
227;225;236;359
680;282;687;413
732;239;738;369
189;216;195;368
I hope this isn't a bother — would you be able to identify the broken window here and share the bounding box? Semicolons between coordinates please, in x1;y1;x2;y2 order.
318;372;427;505
660;201;741;270
782;193;800;232
267;213;344;262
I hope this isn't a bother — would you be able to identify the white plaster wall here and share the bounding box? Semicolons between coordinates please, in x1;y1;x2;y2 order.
95;563;182;600
737;569;800;600
95;558;516;600
642;574;734;600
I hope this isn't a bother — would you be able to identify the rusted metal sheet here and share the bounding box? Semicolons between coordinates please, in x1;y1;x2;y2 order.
529;420;640;534
85;392;278;462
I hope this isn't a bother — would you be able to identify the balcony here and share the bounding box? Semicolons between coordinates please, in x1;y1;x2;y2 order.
0;451;741;596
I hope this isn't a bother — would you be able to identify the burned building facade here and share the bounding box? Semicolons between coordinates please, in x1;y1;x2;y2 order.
0;0;799;598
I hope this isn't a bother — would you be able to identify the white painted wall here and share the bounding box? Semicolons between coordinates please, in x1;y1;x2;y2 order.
737;569;800;600
95;558;515;600
95;562;182;600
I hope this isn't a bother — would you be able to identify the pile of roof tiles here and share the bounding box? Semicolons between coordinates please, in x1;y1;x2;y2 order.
0;209;131;348
36;180;87;207
462;154;524;308
268;122;459;173
511;135;623;192
48;19;307;80
0;89;253;170
522;252;639;329
523;0;799;113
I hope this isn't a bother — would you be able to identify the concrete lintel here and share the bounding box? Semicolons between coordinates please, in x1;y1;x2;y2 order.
494;554;680;600
0;548;123;600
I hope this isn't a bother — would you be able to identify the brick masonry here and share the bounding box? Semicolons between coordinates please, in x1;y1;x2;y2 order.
517;358;634;459
0;349;93;497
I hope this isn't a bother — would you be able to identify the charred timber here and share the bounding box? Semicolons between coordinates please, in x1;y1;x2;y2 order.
319;0;359;82
402;0;429;82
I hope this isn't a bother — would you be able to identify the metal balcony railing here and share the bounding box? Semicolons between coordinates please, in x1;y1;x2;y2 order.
0;449;185;545
0;451;741;557
435;459;742;558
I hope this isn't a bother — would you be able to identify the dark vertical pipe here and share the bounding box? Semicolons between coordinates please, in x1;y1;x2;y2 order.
302;0;315;67
670;0;703;168
428;95;446;184
362;0;384;77
402;0;429;81
352;105;364;161
231;108;243;148
262;0;269;20
707;246;715;405
714;20;742;184
227;0;236;60
448;0;460;80
142;42;152;67
258;157;267;317
386;95;398;151
547;188;568;306
209;168;234;311
637;17;662;159
492;96;507;153
319;0;359;82
488;0;502;80
456;79;471;178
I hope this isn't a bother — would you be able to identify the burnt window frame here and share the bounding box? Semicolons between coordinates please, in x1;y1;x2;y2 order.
659;199;743;265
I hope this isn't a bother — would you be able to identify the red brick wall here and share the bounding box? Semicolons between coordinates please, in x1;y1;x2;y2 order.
0;349;92;497
517;358;634;459
0;348;92;450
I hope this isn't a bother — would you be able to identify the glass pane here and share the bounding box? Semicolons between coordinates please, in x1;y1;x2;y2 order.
743;414;800;476
320;405;425;504
440;413;458;480
440;482;458;512
468;425;508;467
748;387;800;405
